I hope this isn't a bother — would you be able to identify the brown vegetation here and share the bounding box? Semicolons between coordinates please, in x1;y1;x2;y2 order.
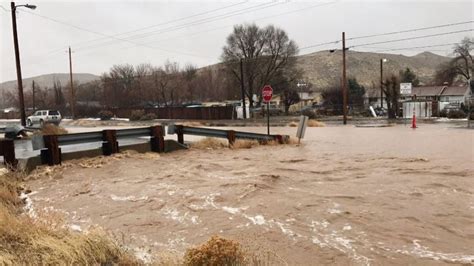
0;170;137;265
34;124;68;135
184;235;244;266
307;119;325;127
231;139;260;149
190;138;228;150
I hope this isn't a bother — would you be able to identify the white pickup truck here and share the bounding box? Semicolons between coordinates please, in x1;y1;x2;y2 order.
26;110;62;127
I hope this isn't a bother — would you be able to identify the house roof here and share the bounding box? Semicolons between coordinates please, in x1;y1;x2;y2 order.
440;86;468;96
411;86;445;97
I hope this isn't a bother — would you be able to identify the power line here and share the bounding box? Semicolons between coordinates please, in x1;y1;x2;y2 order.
299;20;474;52
356;43;459;53
133;1;339;48
74;1;285;52
65;1;249;48
347;21;473;40
18;1;250;58
349;29;473;48
18;9;212;59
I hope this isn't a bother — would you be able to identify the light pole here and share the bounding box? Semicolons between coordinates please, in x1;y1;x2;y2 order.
380;58;387;110
11;2;37;126
329;32;349;125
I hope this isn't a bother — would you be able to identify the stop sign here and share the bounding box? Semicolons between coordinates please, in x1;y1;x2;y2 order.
262;85;273;103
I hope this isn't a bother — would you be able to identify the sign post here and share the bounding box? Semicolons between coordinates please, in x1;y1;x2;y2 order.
262;85;273;136
400;82;412;126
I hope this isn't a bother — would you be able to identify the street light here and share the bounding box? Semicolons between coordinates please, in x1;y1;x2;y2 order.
380;58;387;110
11;2;37;126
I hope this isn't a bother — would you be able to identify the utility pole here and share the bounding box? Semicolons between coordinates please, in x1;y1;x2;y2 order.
11;2;26;126
68;46;75;119
342;32;348;125
32;80;35;112
240;58;247;119
380;59;384;109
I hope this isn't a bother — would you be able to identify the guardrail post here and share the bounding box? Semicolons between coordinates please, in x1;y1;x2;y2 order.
41;135;61;166
150;125;165;152
102;130;119;155
0;139;18;169
227;130;236;145
176;125;184;144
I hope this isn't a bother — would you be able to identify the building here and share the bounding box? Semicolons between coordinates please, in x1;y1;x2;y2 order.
401;85;470;109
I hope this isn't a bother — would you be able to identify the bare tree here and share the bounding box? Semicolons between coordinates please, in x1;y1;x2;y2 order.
222;23;299;107
383;74;400;119
435;37;473;90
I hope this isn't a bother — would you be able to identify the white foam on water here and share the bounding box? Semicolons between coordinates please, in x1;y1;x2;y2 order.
134;247;153;264
110;194;148;202
20;192;37;218
222;206;241;214
245;214;266;225
70;224;82;232
396;240;474;264
310;220;371;265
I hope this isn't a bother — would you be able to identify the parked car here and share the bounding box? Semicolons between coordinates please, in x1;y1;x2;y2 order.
26;110;62;127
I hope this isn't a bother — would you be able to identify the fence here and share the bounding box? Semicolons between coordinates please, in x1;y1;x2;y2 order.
402;101;433;118
109;106;235;120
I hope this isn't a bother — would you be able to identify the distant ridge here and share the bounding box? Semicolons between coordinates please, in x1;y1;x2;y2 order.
296;50;451;89
0;73;100;92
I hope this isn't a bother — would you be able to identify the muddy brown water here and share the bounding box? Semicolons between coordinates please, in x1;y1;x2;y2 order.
26;124;473;265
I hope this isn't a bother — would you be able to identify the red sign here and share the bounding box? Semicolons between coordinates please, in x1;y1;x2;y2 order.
262;85;273;103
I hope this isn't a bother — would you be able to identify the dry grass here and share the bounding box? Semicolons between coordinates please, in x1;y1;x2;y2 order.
307;119;325;127
231;139;260;149
183;121;206;127
0;169;139;265
184;235;244;266
288;121;298;127
190;138;228;150
288;120;325;128
34;124;68;135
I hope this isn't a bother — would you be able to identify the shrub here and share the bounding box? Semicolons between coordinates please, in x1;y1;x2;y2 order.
307;119;325;127
301;108;317;119
439;109;448;117
184;236;244;266
98;110;113;121
447;109;466;119
129;110;145;121
34;124;68;135
140;113;157;121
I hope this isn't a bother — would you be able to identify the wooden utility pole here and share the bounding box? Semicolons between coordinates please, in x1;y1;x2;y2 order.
240;58;247;119
68;46;75;119
380;59;384;109
32;80;36;112
342;32;348;125
11;2;26;126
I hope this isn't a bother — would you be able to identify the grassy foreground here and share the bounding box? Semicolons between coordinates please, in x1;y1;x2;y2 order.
0;169;138;265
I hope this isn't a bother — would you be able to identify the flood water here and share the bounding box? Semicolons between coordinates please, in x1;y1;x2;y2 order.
25;124;474;265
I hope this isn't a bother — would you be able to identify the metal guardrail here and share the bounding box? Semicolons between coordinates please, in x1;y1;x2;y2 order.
168;124;288;144
57;131;103;146
29;125;167;166
33;126;162;150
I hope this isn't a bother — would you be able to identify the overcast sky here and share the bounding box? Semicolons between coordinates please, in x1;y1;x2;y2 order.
0;0;472;82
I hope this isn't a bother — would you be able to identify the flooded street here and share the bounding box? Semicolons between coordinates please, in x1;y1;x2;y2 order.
26;124;473;265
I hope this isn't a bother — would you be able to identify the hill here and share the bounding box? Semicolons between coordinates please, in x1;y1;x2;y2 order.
297;51;450;89
0;73;100;92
